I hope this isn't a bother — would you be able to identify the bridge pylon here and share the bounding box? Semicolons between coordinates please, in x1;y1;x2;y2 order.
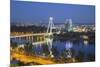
46;17;55;36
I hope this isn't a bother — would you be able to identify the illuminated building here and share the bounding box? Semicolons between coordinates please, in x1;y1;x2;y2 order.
64;19;73;32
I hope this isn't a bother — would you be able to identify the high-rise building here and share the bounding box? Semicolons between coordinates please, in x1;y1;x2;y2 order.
64;19;73;32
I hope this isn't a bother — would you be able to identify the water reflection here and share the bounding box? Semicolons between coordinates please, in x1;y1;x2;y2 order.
83;40;88;46
30;37;94;61
65;41;73;49
65;42;72;58
11;37;95;62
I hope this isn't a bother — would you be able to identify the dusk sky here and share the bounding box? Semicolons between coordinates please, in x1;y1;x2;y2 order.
11;0;95;24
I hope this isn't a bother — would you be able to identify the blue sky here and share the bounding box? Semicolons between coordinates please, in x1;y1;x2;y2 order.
11;0;95;24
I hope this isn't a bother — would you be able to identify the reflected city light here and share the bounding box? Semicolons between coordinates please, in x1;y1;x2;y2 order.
65;41;73;50
84;40;88;46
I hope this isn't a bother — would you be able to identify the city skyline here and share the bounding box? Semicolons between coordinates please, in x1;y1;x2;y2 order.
11;0;95;24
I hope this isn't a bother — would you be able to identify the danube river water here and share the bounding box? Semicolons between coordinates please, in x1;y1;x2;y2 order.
11;36;95;62
32;39;95;62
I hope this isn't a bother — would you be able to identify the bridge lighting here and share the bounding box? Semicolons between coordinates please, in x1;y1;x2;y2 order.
49;17;53;21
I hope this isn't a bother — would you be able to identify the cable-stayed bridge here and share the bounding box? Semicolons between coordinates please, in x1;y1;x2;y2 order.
11;17;59;44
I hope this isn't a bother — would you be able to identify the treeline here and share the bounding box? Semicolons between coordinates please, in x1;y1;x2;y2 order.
11;25;47;33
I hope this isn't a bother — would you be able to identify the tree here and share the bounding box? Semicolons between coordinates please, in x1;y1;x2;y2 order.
24;42;33;55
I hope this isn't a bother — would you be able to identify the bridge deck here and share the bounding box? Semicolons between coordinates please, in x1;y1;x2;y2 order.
10;33;54;38
10;33;46;38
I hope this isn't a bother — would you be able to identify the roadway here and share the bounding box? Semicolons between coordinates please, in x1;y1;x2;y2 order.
10;33;54;38
11;49;56;65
